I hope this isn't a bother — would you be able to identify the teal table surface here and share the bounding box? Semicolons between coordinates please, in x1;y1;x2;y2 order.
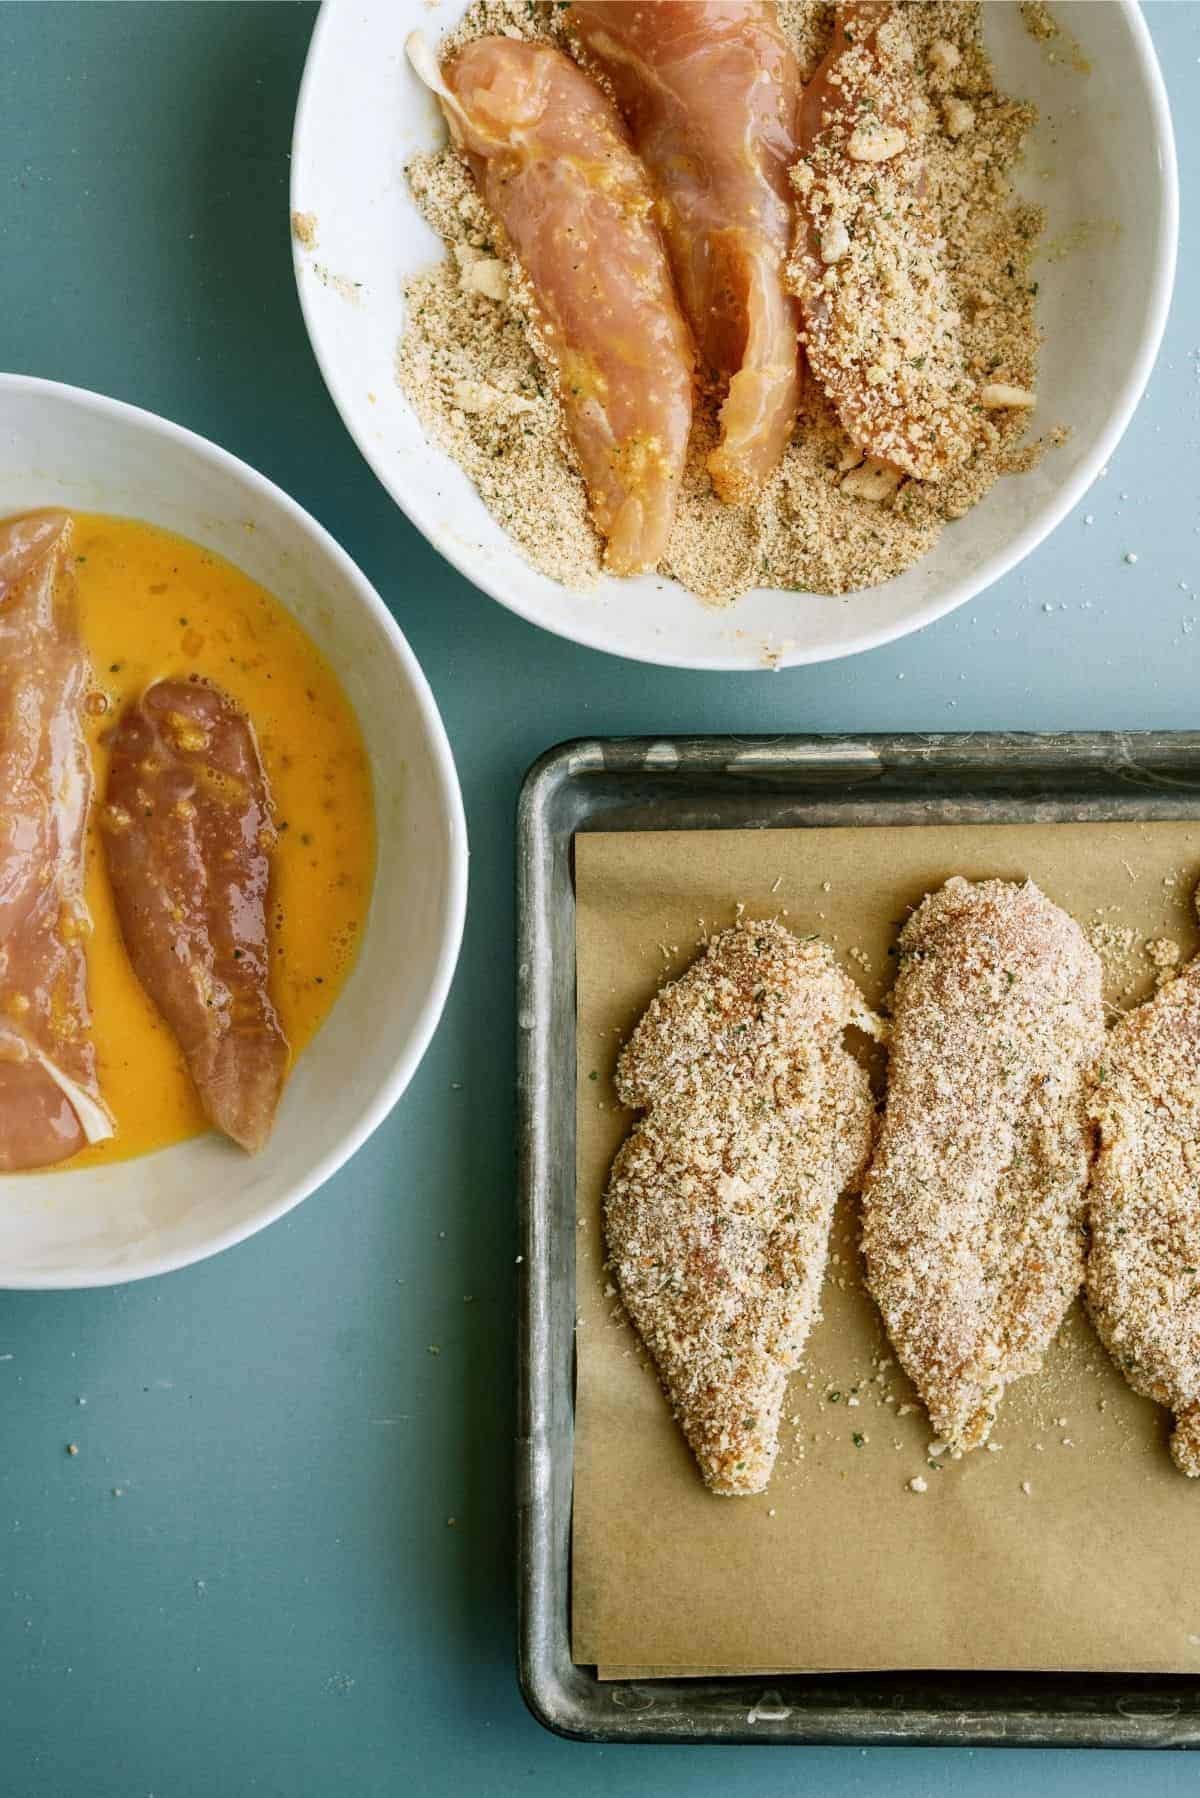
1;4;1198;1794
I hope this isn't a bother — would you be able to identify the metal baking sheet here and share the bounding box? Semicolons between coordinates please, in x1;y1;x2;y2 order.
515;733;1200;1748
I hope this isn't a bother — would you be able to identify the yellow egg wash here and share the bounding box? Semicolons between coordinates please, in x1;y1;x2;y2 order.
67;514;375;1168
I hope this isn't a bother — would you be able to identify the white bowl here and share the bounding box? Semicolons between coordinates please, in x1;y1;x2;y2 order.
0;374;468;1288
291;0;1177;672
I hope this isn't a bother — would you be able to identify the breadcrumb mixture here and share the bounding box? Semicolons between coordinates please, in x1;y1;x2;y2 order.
397;0;1047;602
400;158;600;590
606;920;880;1496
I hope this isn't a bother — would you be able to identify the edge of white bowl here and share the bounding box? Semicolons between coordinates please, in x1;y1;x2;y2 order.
0;372;469;1289
290;0;1179;674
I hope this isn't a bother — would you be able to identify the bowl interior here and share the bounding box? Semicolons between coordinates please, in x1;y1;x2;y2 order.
291;0;1175;670
0;376;466;1286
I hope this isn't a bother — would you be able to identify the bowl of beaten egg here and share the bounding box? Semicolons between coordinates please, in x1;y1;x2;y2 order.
292;0;1176;670
0;373;467;1286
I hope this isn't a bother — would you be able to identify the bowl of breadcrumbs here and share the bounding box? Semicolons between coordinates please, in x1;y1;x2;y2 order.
292;0;1176;671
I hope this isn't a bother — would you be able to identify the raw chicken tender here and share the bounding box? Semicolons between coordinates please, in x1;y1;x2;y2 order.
102;679;288;1154
572;0;801;504
411;33;694;574
0;510;112;1170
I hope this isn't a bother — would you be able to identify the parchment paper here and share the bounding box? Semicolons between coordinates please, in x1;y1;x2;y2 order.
573;821;1200;1676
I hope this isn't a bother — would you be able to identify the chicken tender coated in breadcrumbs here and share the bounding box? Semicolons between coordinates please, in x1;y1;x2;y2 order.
606;920;880;1497
1087;902;1200;1477
862;877;1103;1453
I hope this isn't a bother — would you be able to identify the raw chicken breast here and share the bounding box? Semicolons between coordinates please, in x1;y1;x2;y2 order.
0;510;112;1171
410;33;694;574
571;0;801;504
101;679;288;1154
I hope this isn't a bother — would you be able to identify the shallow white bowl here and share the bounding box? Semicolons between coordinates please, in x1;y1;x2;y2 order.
292;0;1177;671
0;374;468;1288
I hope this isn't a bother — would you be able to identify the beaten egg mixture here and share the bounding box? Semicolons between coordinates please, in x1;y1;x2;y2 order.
68;514;374;1167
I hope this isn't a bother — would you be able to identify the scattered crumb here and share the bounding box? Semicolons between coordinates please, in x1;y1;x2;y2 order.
1043;219;1121;265
1019;0;1091;74
908;1475;929;1493
1147;937;1182;973
1020;1;1057;41
290;210;318;250
311;262;362;305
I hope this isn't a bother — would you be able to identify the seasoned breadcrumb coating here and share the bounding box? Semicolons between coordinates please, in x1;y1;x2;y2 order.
862;877;1103;1451
788;1;979;481
606;920;879;1496
1087;900;1200;1476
